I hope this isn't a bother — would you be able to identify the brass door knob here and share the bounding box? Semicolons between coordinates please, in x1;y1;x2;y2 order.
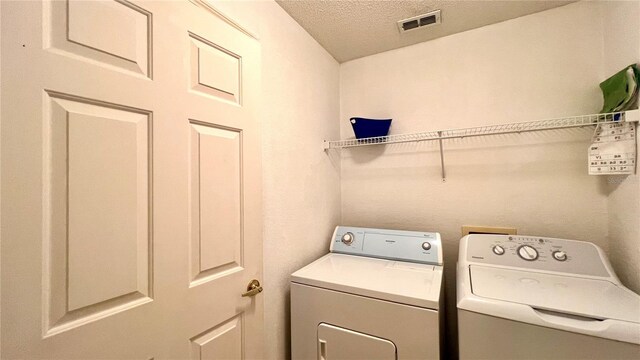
241;279;263;297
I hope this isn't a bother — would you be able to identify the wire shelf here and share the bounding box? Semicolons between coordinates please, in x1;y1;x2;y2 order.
324;110;640;150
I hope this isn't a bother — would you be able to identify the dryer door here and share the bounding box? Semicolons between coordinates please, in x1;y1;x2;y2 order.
317;323;397;360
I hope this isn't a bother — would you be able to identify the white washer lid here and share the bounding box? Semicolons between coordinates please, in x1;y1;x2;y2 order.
470;265;640;323
291;253;443;309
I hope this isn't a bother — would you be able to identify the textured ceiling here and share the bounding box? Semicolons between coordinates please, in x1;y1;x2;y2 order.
276;0;575;63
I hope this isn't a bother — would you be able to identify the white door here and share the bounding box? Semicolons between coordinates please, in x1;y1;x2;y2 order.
1;0;263;358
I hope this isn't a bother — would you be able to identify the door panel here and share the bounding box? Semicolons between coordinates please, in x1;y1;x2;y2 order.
45;0;152;77
317;323;397;360
191;315;243;360
1;0;262;358
44;92;153;335
189;121;243;286
189;32;241;103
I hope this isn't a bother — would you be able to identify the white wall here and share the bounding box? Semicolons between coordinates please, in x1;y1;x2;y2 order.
209;1;341;359
603;0;640;294
339;1;621;356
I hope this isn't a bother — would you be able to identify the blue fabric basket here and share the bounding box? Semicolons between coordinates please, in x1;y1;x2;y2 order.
350;117;392;139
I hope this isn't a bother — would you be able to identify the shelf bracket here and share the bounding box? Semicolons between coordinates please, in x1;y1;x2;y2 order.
438;131;446;182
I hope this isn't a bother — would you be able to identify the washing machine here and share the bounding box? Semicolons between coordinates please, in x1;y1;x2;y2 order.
291;226;444;360
457;234;640;359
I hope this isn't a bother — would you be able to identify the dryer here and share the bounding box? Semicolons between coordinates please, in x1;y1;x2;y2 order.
457;234;640;359
291;226;444;360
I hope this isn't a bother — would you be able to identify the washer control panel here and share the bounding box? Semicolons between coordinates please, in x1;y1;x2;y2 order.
465;234;609;277
330;226;443;265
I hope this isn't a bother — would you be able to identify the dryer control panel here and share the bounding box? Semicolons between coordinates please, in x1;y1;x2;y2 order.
330;226;443;265
464;234;610;277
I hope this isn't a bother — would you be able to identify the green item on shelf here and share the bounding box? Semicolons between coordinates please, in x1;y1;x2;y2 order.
599;64;639;113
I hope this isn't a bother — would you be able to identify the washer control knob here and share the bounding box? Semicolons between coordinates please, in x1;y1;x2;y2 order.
341;232;354;245
492;245;505;255
553;250;567;261
517;245;539;261
422;242;431;251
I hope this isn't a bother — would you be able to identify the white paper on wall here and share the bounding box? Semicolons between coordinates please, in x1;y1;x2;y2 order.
589;121;636;175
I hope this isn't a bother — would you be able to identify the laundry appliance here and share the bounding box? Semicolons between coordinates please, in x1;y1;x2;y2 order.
457;234;640;359
291;226;444;359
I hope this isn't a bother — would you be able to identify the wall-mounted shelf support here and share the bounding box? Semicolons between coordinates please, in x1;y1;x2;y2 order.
324;110;640;181
437;131;446;182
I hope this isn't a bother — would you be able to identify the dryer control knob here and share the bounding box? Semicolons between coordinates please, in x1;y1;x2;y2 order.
341;232;354;245
422;242;431;251
492;245;505;255
553;250;567;261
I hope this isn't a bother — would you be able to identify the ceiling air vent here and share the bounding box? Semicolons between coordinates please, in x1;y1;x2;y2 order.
397;10;441;33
